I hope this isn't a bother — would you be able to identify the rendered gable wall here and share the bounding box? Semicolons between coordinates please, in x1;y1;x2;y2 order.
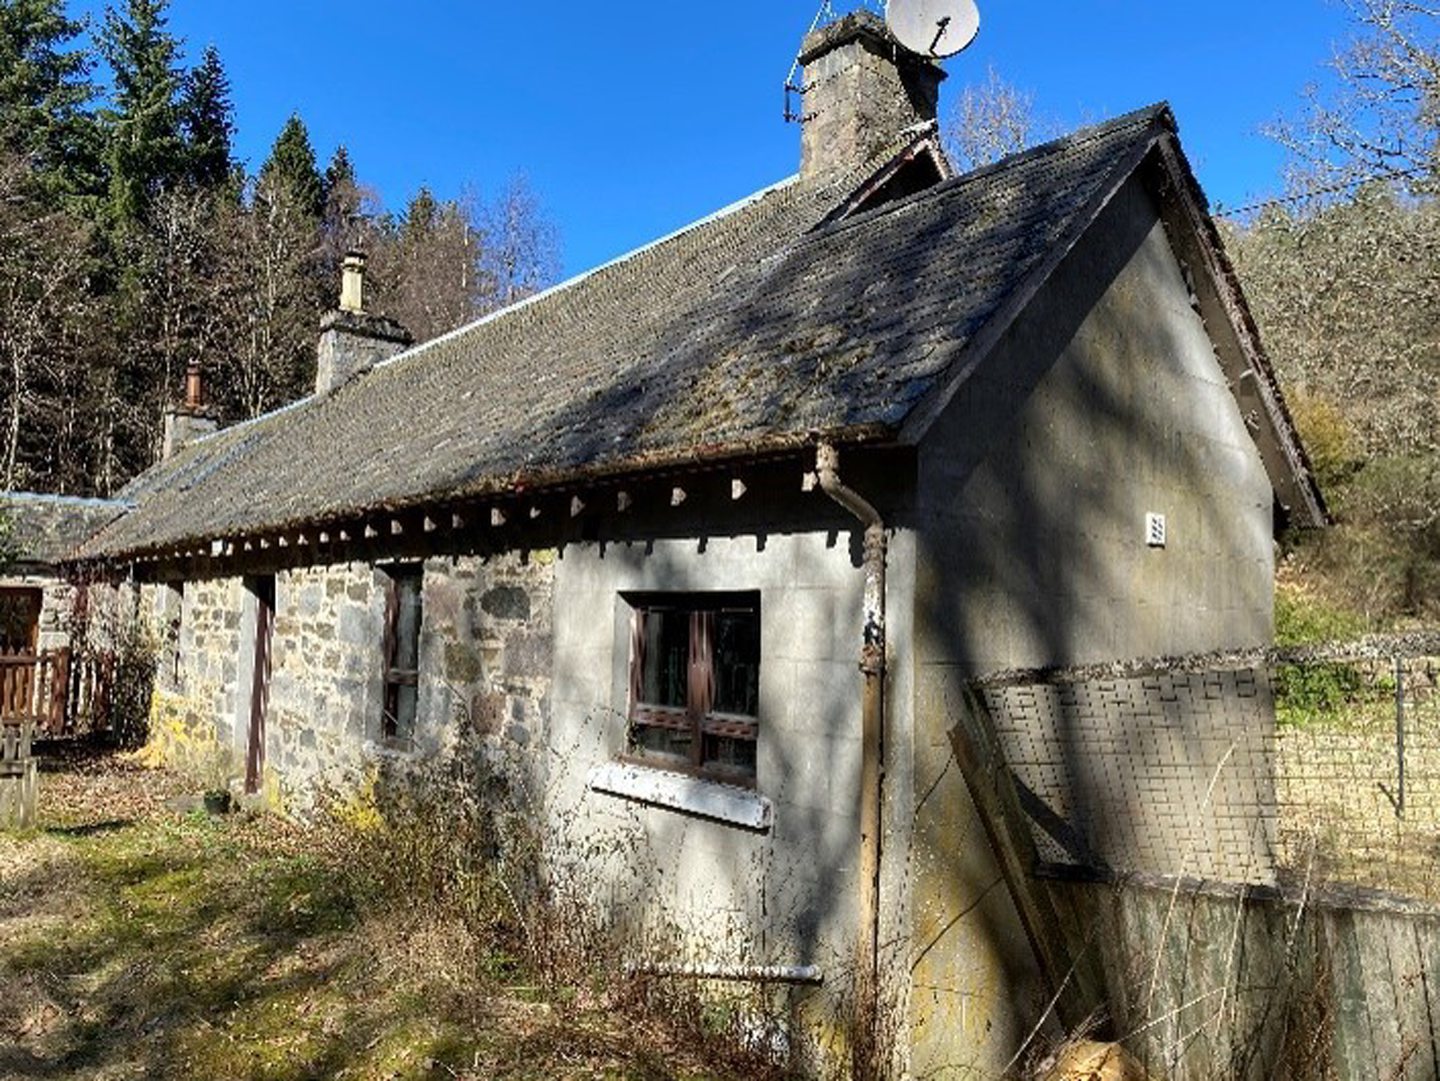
906;173;1277;1076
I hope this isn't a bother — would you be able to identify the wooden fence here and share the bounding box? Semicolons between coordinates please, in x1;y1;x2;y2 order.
0;715;36;828
0;647;113;737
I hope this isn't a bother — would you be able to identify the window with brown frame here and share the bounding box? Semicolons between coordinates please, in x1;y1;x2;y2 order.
381;565;423;744
625;592;760;784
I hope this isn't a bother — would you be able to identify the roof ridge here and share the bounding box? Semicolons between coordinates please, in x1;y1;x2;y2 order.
2;491;135;509
941;101;1172;194
792;102;1171;248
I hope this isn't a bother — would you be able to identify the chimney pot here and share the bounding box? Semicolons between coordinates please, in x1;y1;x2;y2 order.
340;249;366;314
183;361;204;412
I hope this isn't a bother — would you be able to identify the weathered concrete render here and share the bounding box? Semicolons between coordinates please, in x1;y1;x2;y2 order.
905;174;1278;1077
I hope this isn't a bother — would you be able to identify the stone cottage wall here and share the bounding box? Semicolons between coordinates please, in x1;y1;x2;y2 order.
543;517;918;1057
143;552;553;813
147;576;244;773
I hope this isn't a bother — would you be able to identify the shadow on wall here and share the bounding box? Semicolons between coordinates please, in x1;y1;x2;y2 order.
463;161;1280;1072
906;177;1279;1073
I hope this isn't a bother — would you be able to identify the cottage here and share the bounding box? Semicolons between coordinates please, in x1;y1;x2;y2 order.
59;12;1322;1075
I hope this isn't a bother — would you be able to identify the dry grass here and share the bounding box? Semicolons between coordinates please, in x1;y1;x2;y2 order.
0;743;789;1081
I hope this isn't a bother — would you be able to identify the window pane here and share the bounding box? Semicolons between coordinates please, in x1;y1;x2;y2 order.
712;610;760;717
640;609;688;709
634;723;693;762
703;734;757;777
390;682;418;740
393;572;422;671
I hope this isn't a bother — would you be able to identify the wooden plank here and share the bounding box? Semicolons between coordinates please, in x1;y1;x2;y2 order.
1413;920;1440;1078
1327;908;1381;1080
947;686;1108;1031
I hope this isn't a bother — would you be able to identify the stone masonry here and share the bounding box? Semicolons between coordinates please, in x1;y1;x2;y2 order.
143;551;554;812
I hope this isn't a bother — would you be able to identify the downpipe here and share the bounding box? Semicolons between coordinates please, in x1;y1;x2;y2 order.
816;442;887;1076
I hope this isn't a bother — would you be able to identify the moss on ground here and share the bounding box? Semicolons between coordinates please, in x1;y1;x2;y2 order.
0;750;786;1081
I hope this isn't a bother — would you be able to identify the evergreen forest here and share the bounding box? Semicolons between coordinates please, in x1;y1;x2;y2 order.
1;0;558;497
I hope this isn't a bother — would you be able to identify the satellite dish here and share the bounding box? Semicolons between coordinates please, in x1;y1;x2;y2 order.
885;0;980;59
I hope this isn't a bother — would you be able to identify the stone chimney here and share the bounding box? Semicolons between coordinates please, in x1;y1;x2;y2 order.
798;11;945;180
315;250;413;395
162;361;218;460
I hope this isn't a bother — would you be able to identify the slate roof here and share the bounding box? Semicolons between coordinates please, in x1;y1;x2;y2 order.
84;104;1211;559
2;493;131;568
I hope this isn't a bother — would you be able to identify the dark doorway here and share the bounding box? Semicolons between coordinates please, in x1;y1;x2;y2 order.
0;588;42;654
243;575;275;795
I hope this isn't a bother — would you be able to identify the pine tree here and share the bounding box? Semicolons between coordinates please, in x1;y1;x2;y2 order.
319;144;365;280
0;0;100;202
403;186;439;241
180;44;234;192
101;0;186;227
322;144;354;205
258;114;324;221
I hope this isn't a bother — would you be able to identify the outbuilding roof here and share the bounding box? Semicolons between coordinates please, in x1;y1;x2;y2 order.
2;493;132;569
81;104;1322;560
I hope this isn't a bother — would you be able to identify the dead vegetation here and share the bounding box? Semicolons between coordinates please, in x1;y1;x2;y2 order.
0;744;793;1081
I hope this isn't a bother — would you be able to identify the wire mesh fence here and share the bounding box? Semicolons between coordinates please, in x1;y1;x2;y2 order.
969;632;1440;903
1273;639;1440;899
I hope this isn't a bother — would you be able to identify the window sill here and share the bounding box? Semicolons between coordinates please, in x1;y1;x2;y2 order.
361;738;422;761
587;761;772;832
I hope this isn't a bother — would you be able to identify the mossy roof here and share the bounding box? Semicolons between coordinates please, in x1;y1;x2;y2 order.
85;105;1265;559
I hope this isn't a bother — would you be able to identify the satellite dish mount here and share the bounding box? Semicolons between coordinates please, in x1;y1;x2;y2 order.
885;0;980;59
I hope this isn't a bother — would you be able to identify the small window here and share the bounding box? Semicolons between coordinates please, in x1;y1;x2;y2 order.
382;565;423;744
164;582;184;686
626;592;760;785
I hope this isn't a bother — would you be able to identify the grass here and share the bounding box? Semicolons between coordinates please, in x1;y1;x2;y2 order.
0;744;781;1081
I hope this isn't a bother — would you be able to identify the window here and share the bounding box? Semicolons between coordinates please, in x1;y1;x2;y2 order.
381;565;423;743
626;592;760;785
163;582;184;686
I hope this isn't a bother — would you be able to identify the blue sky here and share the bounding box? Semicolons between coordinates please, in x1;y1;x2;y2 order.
72;1;1357;276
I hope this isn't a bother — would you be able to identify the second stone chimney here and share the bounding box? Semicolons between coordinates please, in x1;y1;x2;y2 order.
315;250;413;395
162;361;218;460
798;11;945;180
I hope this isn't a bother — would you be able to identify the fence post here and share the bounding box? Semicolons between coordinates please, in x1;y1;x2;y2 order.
49;649;70;736
1395;654;1406;818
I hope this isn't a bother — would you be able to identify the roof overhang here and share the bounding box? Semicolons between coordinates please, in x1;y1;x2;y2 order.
75;425;897;570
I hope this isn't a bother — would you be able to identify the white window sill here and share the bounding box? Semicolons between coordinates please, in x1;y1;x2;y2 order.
587;761;773;832
361;738;422;761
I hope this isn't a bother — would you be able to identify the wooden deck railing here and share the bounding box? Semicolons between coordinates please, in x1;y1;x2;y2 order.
0;648;113;737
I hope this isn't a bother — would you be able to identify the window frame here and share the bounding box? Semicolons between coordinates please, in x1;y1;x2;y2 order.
380;564;423;746
622;591;761;788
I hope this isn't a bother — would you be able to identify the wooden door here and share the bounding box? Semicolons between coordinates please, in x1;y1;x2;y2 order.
244;576;275;795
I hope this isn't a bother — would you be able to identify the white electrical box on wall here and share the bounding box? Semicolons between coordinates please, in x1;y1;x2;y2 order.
1146;512;1167;548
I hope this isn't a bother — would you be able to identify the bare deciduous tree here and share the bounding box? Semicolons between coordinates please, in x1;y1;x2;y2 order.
479;175;560;310
1269;0;1440;187
0;152;93;491
943;66;1047;171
